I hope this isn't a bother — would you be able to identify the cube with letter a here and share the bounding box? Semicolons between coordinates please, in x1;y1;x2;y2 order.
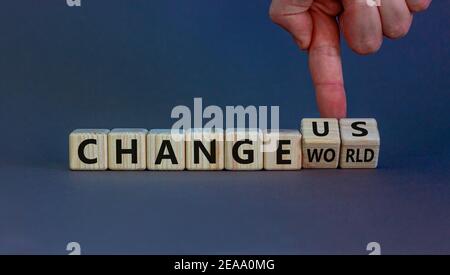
147;129;185;170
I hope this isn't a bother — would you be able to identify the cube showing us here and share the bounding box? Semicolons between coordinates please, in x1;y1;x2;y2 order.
339;119;380;168
147;129;185;170
108;129;148;170
263;130;302;170
301;119;340;168
225;129;263;170
186;128;224;170
69;129;109;170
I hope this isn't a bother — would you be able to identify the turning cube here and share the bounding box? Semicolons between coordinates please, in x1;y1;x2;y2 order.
225;129;263;170
186;128;224;170
147;129;185;170
108;129;148;170
69;129;109;170
301;118;340;168
263;130;302;170
339;118;380;168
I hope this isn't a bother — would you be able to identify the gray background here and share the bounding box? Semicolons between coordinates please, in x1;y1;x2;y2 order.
0;0;449;254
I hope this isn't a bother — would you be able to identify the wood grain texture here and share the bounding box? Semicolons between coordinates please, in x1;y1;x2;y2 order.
186;128;224;170
263;129;302;170
69;129;109;170
225;129;263;170
108;128;148;170
339;118;380;168
147;129;185;170
301;118;341;169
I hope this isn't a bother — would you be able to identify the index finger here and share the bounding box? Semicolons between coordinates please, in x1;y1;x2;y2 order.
308;9;347;118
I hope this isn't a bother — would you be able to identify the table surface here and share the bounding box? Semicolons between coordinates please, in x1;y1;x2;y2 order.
0;1;449;254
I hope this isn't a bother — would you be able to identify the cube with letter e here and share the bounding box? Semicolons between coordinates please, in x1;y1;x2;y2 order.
263;129;302;170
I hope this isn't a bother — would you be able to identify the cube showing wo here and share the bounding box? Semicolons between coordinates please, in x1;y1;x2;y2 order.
301;119;341;169
68;118;380;171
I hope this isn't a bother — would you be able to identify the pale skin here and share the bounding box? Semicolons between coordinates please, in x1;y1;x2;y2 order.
270;0;431;118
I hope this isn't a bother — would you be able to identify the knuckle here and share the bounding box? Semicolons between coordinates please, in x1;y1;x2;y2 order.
269;4;284;24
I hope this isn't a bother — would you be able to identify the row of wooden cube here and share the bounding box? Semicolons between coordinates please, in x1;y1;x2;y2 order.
69;118;380;170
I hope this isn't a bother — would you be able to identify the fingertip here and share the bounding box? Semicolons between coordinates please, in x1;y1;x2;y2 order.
316;85;347;119
406;0;432;12
319;106;347;119
349;37;383;55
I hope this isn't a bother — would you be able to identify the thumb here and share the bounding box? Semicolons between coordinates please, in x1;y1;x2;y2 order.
269;0;313;50
308;10;347;118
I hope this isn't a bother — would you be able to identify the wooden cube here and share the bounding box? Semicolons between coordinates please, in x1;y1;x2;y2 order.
147;129;185;170
339;118;380;168
186;128;224;170
69;129;109;170
301;118;340;169
225;129;263;170
263;130;302;170
108;129;147;170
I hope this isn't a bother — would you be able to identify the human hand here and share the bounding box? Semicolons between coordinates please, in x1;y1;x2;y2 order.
270;0;431;118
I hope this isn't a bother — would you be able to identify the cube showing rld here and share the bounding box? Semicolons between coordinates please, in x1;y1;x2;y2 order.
339;119;380;168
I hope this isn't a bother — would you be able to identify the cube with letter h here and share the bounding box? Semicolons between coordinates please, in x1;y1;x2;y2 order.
108;129;148;170
339;118;380;168
301;119;340;169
